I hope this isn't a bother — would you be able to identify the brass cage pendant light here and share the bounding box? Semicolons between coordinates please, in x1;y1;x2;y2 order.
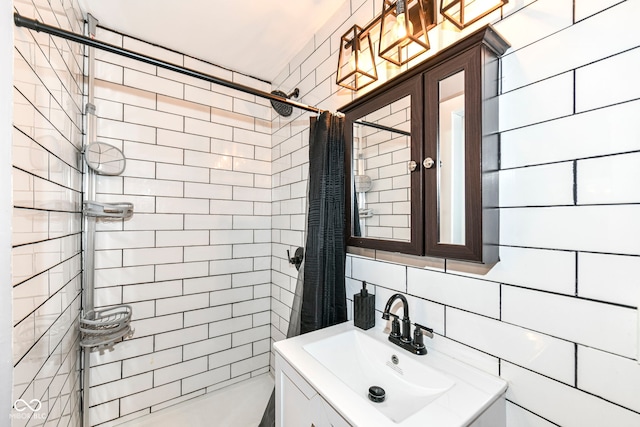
440;0;508;30
336;25;378;91
378;0;435;66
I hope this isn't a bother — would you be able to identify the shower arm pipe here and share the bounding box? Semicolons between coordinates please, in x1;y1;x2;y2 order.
13;13;325;115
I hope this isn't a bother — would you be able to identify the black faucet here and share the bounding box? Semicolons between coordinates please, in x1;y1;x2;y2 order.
382;293;433;355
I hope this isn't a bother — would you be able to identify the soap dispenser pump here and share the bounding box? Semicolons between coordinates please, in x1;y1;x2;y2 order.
354;281;375;330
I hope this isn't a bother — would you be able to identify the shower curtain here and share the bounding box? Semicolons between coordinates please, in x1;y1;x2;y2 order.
258;111;347;426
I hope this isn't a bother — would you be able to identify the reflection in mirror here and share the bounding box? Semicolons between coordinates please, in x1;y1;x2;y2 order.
438;71;465;245
352;95;412;242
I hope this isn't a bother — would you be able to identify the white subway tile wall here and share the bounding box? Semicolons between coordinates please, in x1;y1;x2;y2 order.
270;1;640;427
12;0;84;425
88;26;271;426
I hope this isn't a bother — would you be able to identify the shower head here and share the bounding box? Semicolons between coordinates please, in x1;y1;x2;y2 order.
270;88;300;117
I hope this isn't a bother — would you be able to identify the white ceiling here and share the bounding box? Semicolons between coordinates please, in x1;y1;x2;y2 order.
77;0;347;83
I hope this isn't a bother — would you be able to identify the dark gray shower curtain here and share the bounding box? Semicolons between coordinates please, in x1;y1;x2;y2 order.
300;111;347;333
258;111;347;426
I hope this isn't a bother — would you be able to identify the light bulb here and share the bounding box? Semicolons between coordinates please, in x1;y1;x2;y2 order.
395;13;410;39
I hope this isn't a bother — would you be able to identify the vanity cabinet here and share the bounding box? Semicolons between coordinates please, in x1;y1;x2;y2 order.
276;352;351;427
342;25;509;264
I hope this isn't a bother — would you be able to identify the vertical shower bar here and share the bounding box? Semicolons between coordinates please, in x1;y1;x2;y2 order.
82;14;98;427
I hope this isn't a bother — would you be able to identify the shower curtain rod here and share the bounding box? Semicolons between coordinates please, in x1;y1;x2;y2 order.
14;13;325;115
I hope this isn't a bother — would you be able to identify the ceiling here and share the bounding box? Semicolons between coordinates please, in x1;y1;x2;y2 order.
78;0;348;83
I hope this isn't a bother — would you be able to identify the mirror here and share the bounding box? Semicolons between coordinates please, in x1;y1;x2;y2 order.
437;71;465;245
352;95;412;242
84;142;126;176
342;25;507;263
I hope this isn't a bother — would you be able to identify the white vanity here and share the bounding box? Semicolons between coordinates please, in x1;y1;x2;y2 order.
274;322;507;427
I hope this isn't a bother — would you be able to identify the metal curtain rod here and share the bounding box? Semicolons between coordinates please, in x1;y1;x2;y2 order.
13;13;324;115
354;120;411;137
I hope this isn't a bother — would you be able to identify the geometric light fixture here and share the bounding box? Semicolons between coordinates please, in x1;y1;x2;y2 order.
336;25;378;91
378;0;435;66
440;0;508;30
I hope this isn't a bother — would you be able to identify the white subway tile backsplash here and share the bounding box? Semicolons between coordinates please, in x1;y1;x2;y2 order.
502;286;637;358
408;268;500;319
351;257;406;292
501;205;640;255
132;313;184;338
89;373;152;406
154;324;210;351
157;163;210;183
209;315;253;338
447;308;575;384
124;177;183;197
184;183;233;200
502;1;640;92
574;0;623;21
447;246;576;295
499;72;574;131
157;128;210;152
122;347;182;378
577;152;640;205
95;230;155;250
506;402;557;427
124;214;184;232
122;280;182;303
578;252;640;307
95;265;155;288
124;105;183;132
181;366;230;394
120;382;181;416
156;197;210;214
155;261;209;281
230;353;270;377
123;247;183;267
184;305;232;328
576;47;640;112
502;361;640;427
183;335;231;361
184;275;232;294
185;117;233;140
155;293;210;315
124;68;183;99
493;0;572;51
209;345;253;370
157;94;210;121
154;358;208;386
500;162;574;207
579;345;640;413
501;100;640;169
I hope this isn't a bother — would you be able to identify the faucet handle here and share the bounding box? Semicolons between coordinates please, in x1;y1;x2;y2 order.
413;323;434;340
384;313;401;338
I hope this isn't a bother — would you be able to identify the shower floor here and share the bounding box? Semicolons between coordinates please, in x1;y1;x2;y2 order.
116;373;274;427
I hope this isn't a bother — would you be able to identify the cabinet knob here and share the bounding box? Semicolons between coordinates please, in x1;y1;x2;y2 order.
407;160;418;172
423;157;435;169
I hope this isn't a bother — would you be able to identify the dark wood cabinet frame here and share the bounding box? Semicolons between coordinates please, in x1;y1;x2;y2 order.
340;25;509;264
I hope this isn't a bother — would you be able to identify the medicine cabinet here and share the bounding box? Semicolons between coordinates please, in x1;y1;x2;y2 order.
341;25;509;264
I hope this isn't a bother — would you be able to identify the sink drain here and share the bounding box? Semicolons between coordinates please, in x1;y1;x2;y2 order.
368;385;386;403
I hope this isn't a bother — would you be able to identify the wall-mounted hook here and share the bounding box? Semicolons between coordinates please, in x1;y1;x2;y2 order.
287;247;304;271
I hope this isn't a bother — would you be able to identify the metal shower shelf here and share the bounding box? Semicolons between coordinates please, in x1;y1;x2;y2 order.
83;201;134;219
80;305;133;349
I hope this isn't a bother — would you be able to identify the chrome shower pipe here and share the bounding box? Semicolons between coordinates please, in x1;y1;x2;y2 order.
13;13;324;115
81;14;98;427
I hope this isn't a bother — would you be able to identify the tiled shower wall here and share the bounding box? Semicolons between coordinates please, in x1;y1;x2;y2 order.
270;0;640;426
12;0;85;425
87;26;272;426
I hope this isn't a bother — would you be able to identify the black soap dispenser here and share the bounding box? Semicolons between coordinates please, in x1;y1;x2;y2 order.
354;281;375;330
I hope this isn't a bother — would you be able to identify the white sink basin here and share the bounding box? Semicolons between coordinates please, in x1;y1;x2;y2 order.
274;321;507;427
303;329;454;423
